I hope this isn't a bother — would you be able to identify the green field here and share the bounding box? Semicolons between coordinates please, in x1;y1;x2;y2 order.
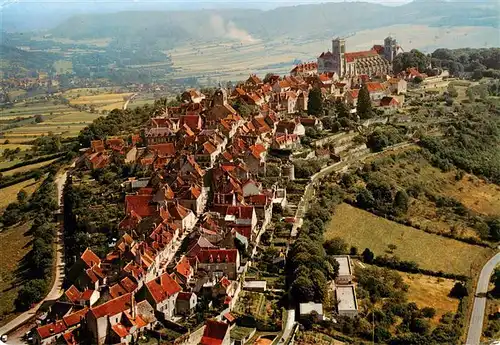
326;203;493;276
2;158;59;177
0;101;100;139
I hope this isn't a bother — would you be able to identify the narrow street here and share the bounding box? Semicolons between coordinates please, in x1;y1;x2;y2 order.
466;252;500;345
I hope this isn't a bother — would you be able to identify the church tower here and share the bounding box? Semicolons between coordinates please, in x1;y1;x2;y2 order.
332;38;346;77
212;87;228;107
384;36;398;63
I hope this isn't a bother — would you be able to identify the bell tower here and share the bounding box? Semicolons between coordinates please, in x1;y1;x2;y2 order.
332;38;346;77
384;36;397;63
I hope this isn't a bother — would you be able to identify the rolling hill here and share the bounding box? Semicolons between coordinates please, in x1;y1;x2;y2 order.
45;0;499;49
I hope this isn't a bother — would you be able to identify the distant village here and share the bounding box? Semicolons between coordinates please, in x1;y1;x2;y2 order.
29;36;450;345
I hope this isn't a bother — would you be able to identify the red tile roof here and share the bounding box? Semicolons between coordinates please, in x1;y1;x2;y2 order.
177;291;194;301
175;256;192;279
372;44;384;54
224;312;236;323
146;273;182;304
81;248;101;268
63;307;88;327
91;140;105;153
380;96;399;107
344;50;378;63
36;321;67;339
365;82;387;93
232;226;252;240
125;195;156;218
200;320;229;345
149;143;176;156
91;293;133;319
120;277;138;293
81;289;95;301
348;89;360;99
110;283;128;299
112;323;129;338
197;249;238;264
65;285;82;304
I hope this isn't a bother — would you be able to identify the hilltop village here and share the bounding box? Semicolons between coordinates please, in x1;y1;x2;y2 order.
26;36;462;345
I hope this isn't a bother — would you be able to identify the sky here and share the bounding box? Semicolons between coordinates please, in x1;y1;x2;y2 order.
0;0;413;7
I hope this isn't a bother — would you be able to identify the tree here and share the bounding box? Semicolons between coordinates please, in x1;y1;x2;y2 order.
356;84;372;119
393;49;431;74
292;273;316;302
307;87;323;116
263;73;275;84
413;76;423;84
492;267;500;296
487;218;500;241
336;101;350;119
472;69;483;81
362;248;375;263
356;188;375;209
449;282;468;299
17;189;28;204
366;129;389;152
324;237;348;255
421;307;436;318
410;318;431;335
34;114;44;123
15;279;47;310
394;190;410;214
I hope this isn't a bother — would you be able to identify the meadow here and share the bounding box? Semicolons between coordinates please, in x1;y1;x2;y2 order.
326;203;493;276
0;101;101;141
402;272;459;325
0;179;41;210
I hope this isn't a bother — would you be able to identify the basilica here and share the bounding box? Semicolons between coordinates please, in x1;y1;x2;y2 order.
318;36;402;77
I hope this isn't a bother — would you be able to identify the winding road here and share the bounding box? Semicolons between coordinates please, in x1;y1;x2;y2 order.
466;252;500;345
0;167;70;339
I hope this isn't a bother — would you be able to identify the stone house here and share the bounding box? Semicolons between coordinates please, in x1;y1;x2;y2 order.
176;292;198;316
144;272;182;321
196;249;240;280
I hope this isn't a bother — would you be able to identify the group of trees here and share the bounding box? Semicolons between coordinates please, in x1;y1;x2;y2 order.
286;183;344;303
431;48;500;77
393;49;431;75
12;175;59;310
315;265;464;344
78;100;163;147
347;171;410;218
63;171;125;267
365;126;405;152
421;103;500;184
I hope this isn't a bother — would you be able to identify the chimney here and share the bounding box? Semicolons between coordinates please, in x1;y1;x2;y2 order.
131;293;137;319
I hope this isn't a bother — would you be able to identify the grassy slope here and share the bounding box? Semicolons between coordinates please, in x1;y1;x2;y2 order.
0;179;40;211
326;203;493;276
0;222;32;326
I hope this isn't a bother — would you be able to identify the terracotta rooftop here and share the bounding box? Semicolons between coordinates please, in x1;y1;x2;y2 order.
200;320;229;345
36;321;67;340
91;293;132;319
145;273;182;304
197;249;238;264
81;248;101;268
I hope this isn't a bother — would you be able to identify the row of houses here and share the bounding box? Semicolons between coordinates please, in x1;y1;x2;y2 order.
35;85;295;345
